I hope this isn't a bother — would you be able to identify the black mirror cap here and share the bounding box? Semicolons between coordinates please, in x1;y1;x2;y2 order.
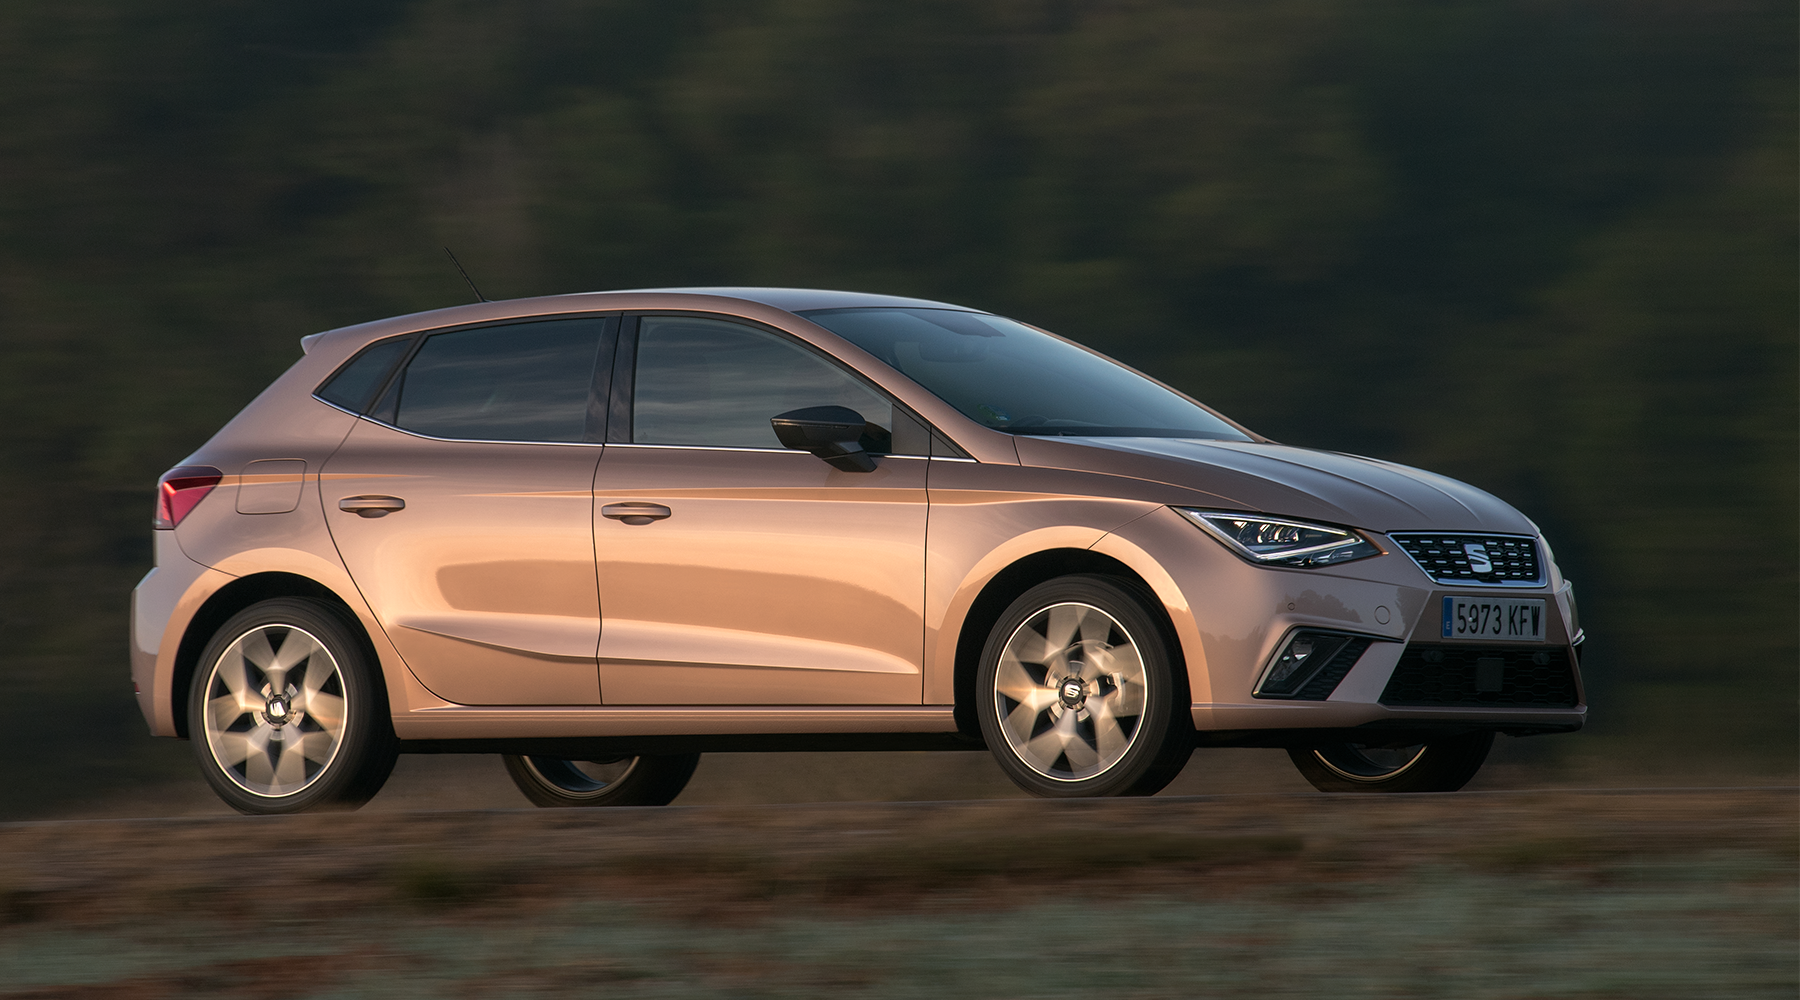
771;406;878;473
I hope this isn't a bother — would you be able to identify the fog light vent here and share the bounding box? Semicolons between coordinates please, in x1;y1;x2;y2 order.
1255;630;1371;700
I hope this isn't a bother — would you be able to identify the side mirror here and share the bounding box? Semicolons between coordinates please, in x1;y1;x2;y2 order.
770;406;878;473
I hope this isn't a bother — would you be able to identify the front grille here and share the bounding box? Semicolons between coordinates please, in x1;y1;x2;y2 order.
1380;644;1578;708
1390;533;1543;586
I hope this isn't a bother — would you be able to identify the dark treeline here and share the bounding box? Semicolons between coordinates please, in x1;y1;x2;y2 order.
1;0;1792;812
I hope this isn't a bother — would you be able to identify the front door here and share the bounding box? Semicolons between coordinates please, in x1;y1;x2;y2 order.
594;313;929;704
322;316;612;706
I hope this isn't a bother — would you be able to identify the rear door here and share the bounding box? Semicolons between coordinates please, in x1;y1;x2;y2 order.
321;315;614;705
593;313;930;704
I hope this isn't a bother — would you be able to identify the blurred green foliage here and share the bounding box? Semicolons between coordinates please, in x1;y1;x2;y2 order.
0;0;1792;813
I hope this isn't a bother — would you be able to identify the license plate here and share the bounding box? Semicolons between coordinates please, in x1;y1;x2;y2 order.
1441;596;1545;642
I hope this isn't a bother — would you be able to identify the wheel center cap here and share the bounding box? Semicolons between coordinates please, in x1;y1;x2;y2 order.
265;696;290;724
1058;678;1086;708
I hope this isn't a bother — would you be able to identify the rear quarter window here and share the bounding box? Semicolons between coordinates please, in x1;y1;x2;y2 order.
314;337;411;413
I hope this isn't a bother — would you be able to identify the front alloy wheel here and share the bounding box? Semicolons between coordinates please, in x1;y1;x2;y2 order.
977;575;1192;797
189;598;396;814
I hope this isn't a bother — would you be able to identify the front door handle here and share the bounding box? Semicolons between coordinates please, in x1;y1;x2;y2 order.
601;502;672;525
339;495;406;518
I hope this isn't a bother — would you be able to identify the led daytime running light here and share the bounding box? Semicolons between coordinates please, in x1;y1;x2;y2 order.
1177;508;1380;568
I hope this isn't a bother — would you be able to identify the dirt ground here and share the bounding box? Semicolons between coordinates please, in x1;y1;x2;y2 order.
1;783;1793;999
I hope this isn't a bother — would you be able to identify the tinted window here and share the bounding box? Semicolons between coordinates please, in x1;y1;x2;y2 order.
315;337;410;413
632;316;905;451
389;319;605;442
801;308;1250;440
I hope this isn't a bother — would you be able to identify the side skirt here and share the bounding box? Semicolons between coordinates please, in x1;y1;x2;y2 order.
402;731;986;756
392;705;965;745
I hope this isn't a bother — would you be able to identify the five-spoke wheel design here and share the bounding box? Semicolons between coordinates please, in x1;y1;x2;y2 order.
503;752;700;807
978;575;1192;797
1287;732;1494;793
189;599;395;814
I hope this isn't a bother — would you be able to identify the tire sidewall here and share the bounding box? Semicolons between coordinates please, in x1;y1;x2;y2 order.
188;598;394;814
976;575;1190;798
1286;732;1495;793
502;753;701;808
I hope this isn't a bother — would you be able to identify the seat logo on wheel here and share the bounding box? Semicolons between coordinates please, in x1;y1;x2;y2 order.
201;624;347;798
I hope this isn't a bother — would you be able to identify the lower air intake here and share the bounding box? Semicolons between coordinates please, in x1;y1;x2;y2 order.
1380;644;1578;708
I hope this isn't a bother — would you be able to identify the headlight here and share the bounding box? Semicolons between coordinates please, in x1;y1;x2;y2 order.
1175;508;1381;568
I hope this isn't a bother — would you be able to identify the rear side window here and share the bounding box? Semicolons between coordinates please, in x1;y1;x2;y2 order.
383;318;607;442
315;337;410;413
631;315;915;452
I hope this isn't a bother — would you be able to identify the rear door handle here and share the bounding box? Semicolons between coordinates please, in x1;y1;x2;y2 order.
339;495;406;518
601;502;671;525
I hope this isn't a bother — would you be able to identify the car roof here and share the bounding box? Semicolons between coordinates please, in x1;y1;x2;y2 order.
609;287;981;313
300;287;983;354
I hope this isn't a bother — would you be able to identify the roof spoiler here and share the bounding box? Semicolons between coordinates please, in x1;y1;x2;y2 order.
299;331;326;354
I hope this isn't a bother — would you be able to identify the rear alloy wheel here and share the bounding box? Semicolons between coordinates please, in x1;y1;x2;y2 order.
502;753;701;807
189;598;396;814
977;575;1192;797
1287;731;1494;793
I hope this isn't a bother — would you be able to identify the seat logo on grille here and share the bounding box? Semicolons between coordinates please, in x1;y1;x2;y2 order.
1463;543;1493;574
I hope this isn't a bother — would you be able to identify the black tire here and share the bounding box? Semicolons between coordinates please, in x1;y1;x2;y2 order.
188;598;397;814
1286;732;1494;793
976;575;1193;797
502;753;701;807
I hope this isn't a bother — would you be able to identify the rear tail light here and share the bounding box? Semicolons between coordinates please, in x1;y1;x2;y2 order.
154;466;222;529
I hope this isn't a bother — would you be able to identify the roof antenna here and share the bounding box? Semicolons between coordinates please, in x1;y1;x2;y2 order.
443;247;490;303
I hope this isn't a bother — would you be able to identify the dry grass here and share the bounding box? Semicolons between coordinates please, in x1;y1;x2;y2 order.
0;788;1793;997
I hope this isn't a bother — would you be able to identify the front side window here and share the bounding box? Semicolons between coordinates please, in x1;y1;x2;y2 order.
631;315;908;451
801;308;1250;440
386;318;607;442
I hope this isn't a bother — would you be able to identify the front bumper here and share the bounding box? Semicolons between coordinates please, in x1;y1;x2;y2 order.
1096;506;1586;735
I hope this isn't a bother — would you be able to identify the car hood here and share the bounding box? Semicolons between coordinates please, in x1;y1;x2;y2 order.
1012;436;1536;535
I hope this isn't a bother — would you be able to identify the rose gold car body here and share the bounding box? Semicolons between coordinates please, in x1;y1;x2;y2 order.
132;288;1583;770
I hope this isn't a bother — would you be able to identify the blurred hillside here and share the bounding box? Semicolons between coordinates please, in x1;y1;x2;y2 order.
0;0;1792;815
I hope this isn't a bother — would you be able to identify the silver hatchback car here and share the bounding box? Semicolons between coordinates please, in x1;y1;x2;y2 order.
131;288;1585;813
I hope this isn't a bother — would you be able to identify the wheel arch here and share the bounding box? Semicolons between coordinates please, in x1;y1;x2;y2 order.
171;572;380;738
950;548;1187;738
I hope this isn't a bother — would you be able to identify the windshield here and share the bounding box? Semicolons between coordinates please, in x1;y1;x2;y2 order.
799;308;1251;439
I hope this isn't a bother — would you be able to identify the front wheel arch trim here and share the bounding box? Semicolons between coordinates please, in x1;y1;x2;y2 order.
951;549;1186;739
